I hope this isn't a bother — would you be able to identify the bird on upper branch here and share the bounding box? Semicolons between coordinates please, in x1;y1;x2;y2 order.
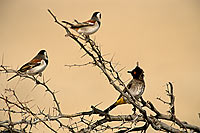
62;12;101;41
7;50;48;81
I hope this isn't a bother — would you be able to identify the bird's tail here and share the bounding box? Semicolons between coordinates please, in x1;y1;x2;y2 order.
102;97;126;115
103;103;117;114
7;74;18;81
62;21;74;26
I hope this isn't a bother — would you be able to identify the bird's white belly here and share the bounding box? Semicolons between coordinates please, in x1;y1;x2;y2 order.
27;60;47;75
78;23;100;35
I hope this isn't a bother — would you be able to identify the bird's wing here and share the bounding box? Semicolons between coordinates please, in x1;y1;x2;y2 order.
127;79;133;90
116;80;133;100
19;59;42;72
84;20;96;25
30;58;42;64
71;20;95;28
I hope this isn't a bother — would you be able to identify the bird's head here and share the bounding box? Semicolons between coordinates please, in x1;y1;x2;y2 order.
128;62;144;80
38;50;48;61
91;12;101;21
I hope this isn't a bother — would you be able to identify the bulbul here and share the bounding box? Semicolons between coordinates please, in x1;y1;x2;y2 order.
103;64;145;114
7;50;48;81
62;12;101;38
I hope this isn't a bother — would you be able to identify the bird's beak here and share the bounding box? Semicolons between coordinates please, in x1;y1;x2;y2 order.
127;71;132;73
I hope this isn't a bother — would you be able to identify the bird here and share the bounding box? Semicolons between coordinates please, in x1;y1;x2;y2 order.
7;50;48;81
62;12;101;40
102;63;145;115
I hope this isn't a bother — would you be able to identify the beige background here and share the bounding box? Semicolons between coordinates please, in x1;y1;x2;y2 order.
0;0;200;132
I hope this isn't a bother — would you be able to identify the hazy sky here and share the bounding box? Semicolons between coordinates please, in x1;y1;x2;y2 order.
0;0;200;132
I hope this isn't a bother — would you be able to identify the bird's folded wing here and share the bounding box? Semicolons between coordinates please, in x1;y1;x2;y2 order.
19;59;41;72
19;63;32;72
116;80;133;100
30;58;42;63
71;20;95;28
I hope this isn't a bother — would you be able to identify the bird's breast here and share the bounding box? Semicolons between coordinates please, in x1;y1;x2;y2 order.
27;60;47;75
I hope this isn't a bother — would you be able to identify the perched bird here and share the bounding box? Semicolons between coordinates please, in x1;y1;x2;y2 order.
7;50;48;81
62;12;101;39
103;64;145;114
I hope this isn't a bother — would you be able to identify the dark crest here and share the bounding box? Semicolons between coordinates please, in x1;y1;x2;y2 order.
128;63;144;80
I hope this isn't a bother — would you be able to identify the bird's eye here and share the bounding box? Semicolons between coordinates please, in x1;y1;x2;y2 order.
134;71;136;75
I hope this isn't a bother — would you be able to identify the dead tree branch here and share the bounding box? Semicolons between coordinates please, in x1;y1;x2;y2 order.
0;9;199;133
47;9;200;132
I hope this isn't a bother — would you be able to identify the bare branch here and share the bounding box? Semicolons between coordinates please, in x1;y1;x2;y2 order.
0;9;199;133
65;62;94;68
